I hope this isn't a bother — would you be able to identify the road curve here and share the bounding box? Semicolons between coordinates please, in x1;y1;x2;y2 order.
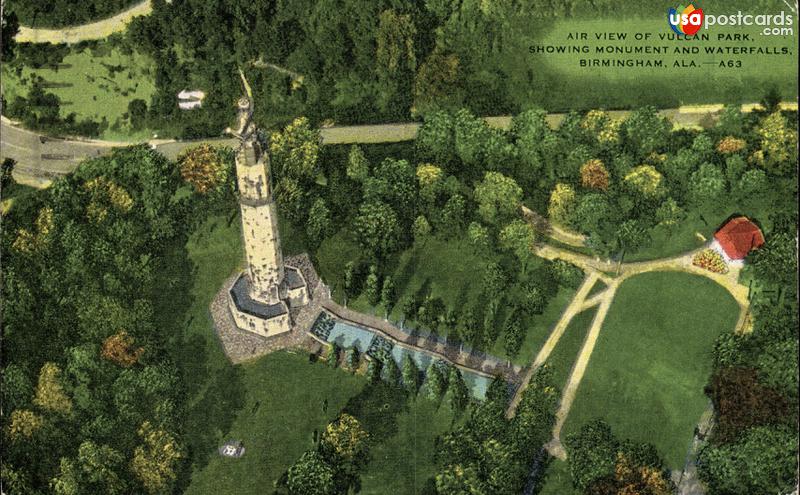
15;1;152;44
3;102;797;188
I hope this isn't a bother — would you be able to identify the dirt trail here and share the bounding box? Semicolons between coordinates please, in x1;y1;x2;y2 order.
16;1;152;44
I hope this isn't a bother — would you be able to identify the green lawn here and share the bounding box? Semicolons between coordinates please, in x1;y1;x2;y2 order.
360;398;458;494
586;278;608;299
562;272;739;469
2;41;156;140
538;458;579;495
178;213;458;494
501;16;798;112
185;352;367;494
546;307;597;391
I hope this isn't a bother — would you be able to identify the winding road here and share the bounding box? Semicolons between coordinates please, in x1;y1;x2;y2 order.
4;102;797;188
15;1;152;44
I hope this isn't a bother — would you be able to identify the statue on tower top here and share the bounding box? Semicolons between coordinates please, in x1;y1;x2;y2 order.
225;69;256;143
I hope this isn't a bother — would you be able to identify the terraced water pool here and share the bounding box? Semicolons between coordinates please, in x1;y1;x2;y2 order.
321;318;491;400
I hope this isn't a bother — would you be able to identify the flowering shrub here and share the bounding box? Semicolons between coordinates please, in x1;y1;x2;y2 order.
716;136;746;154
693;249;729;274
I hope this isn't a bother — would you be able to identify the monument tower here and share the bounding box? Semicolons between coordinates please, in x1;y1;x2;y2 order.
226;70;309;337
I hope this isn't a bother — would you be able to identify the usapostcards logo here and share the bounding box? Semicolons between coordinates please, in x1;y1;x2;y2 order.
668;4;705;35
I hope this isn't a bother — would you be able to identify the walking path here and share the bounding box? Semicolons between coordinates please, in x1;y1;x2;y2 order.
521;205;586;248
507;236;752;461
15;1;153;44
506;271;601;416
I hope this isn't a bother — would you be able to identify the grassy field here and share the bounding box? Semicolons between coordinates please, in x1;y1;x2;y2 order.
360;398;458;494
546;307;597;391
502;16;798;112
177;213;459;494
538;458;579;495
561;272;739;468
1;41;156;140
184;352;367;494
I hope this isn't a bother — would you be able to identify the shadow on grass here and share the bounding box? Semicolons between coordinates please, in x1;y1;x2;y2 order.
342;382;408;445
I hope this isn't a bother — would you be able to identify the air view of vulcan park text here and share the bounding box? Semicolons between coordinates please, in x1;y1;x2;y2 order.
0;1;798;494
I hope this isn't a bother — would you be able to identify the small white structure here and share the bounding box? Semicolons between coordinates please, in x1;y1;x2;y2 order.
177;89;206;110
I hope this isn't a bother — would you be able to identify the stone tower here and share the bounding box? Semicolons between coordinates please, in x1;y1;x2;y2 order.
226;70;309;338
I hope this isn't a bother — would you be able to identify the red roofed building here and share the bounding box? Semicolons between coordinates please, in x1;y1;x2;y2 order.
713;216;765;262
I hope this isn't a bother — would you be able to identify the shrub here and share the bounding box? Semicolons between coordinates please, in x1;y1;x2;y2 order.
692;249;729;274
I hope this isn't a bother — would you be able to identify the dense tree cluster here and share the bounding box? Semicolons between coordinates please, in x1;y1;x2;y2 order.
0;146;204;494
433;368;558;494
564;420;674;495
697;218;799;494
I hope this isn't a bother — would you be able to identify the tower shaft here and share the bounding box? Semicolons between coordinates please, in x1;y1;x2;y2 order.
236;142;284;305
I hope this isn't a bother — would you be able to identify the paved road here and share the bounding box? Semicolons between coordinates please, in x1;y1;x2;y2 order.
3;102;797;188
15;1;152;44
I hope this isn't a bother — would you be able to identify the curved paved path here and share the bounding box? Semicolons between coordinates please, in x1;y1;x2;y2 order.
15;1;152;44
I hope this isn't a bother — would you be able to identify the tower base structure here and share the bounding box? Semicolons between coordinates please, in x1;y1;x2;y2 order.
228;264;309;338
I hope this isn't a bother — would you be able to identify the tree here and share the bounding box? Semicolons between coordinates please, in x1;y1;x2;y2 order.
354;201;401;260
435;464;486;495
467;222;490;252
759;85;782;114
750;232;797;288
580;159;610;190
752;111;797;176
699;426;797;495
269;116;321;181
736;169;768;198
414;48;461;114
127;99;148;130
381;276;396;315
7;409;44;442
510;108;555;184
345;347;360;372
416;111;455;165
689;162;726;207
498;220;536;274
286;450;336;495
706;367;790;443
178;144;228;194
446;367;469;411
375;9;416;115
402;354;420;395
482;262;508;300
716;136;746;155
2;158;15;189
424;362;448;400
585;451;673;495
440;193;466;238
326;343;340;368
363;158;417;223
364;265;381;307
307;198;334;248
1;9;19;61
621;106;670;157
52;442;127;495
616;220;649;255
624;165;664;198
572;193;612;234
34;362;72;415
453;109;492;169
547;183;577;224
503;311;524;358
346;145;369;183
655;197;686;231
383;356;402;387
400;294;417;323
130;422;183;495
565;419;619;490
101;331;144;367
521;282;547;315
320;414;370;471
474;172;522;225
413;215;432;241
366;359;382;384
